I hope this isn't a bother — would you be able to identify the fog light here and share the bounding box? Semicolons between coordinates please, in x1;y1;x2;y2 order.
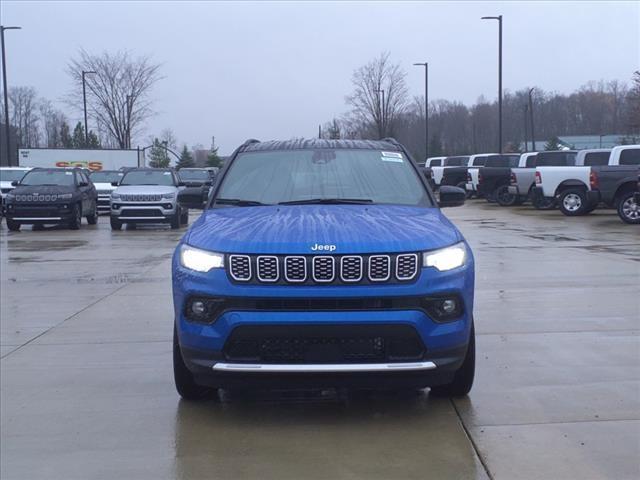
442;299;457;314
191;300;206;316
164;203;173;209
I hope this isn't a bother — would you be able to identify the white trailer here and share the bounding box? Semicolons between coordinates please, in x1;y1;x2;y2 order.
18;148;143;172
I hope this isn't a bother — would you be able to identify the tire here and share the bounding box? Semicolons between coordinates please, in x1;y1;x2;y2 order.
6;218;20;231
110;216;122;231
173;325;217;401
180;208;189;226
617;191;640;224
485;190;496;203
86;202;98;225
558;188;589;216
430;322;475;398
495;185;517;206
170;210;181;229
532;195;556;210
69;203;82;230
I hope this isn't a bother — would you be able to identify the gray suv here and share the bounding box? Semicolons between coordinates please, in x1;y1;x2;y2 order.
110;168;188;230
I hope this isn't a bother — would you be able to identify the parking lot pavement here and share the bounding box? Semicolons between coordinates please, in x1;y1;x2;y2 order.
1;204;638;480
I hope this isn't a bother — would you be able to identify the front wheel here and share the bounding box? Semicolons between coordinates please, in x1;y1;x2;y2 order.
68;203;82;230
430;323;475;398
170;210;181;229
110;216;122;230
558;188;589;216
495;185;517;206
617;191;640;224
86;202;98;225
173;326;217;401
6;218;20;231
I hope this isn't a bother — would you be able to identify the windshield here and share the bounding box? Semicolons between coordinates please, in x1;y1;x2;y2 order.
179;169;210;181
21;169;76;186
90;171;124;183
215;149;432;207
536;152;577;166
485;155;520;167
120;170;176;186
0;169;29;182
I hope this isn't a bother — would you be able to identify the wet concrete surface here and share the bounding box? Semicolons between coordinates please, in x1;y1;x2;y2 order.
1;203;638;479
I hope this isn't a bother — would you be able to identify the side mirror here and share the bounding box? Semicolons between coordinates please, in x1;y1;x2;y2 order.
111;182;119;187
178;189;205;209
79;181;89;187
11;180;19;187
422;167;433;179
178;182;186;187
438;185;466;208
204;180;213;186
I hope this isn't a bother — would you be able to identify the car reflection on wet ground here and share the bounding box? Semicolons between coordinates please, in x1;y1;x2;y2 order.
1;203;638;480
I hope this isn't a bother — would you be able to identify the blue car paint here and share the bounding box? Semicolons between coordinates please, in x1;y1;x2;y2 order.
172;204;474;356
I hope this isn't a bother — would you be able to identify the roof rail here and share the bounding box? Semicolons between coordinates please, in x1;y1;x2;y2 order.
381;137;401;146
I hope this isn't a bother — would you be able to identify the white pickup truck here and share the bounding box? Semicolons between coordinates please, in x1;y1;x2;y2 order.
533;146;637;216
465;153;498;197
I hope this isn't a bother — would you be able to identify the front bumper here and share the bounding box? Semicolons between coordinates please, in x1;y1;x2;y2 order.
111;201;177;222
4;203;74;223
173;256;474;388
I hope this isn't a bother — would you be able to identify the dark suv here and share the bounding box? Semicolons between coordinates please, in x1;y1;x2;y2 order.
4;168;98;231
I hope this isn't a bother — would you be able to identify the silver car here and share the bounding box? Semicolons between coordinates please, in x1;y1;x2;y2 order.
110;168;188;230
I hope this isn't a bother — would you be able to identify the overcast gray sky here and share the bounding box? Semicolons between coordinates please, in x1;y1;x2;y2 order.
2;1;638;154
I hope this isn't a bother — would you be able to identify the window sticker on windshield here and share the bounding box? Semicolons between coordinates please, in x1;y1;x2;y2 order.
65;172;73;175
163;172;171;175
381;156;404;163
381;151;403;158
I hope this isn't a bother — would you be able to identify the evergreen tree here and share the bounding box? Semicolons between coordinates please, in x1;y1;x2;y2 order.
207;142;223;168
60;122;73;148
176;145;195;169
86;130;101;148
544;136;562;151
148;138;171;167
72;122;85;148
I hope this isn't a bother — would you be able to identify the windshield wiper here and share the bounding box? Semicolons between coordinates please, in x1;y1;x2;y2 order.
278;198;374;205
215;198;270;206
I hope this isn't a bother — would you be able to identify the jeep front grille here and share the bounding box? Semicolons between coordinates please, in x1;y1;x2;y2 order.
119;194;162;202
227;253;420;285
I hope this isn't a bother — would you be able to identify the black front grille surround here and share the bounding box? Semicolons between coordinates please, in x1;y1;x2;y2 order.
223;324;425;363
227;252;420;285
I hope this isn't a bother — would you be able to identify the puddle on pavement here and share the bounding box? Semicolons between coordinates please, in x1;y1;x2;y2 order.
6;240;88;252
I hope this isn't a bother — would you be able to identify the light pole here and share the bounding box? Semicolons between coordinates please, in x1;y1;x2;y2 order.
528;87;536;151
376;89;385;138
1;25;21;166
481;15;503;153
413;62;429;159
523;104;528;152
82;70;96;146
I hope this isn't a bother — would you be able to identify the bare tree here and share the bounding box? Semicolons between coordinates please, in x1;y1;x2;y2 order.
67;49;162;148
9;86;40;147
39;100;68;147
345;52;409;139
625;71;640;133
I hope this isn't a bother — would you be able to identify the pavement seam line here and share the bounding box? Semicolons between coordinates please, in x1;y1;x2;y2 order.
1;260;169;360
451;398;495;480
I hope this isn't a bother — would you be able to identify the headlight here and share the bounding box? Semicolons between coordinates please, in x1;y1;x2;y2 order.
111;192;121;199
179;244;224;272
162;192;176;199
58;193;73;200
423;242;467;271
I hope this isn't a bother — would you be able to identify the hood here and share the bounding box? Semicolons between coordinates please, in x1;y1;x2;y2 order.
9;185;77;195
93;182;116;191
113;185;177;195
185;205;461;254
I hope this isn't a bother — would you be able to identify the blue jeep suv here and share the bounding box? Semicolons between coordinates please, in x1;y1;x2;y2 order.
172;138;474;399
